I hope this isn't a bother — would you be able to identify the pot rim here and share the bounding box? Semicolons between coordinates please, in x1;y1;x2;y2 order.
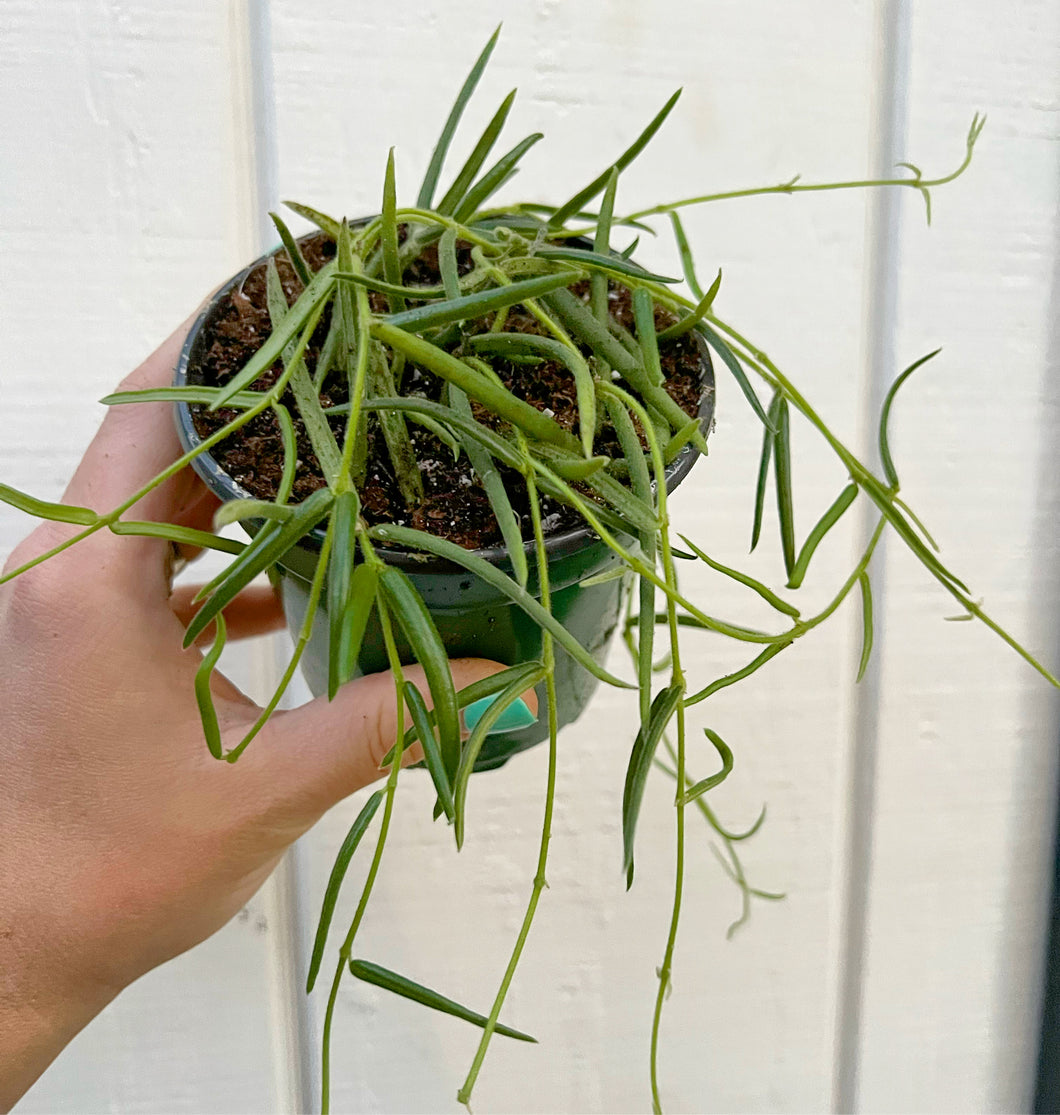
173;227;716;574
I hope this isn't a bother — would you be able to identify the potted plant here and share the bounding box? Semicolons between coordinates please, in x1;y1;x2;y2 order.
1;27;1056;1114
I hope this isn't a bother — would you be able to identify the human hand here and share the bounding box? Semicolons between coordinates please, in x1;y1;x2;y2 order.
0;319;531;1110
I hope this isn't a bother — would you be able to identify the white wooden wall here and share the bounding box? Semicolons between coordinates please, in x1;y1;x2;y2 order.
2;2;1058;1111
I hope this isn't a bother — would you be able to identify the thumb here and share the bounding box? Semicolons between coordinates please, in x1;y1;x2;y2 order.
250;658;538;824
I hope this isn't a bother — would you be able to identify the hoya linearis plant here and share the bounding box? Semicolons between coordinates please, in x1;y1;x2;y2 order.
1;25;1057;1114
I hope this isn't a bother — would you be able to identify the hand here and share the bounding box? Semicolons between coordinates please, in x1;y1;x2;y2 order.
0;319;531;1110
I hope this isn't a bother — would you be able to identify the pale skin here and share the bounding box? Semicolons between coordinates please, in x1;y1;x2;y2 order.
0;321;532;1110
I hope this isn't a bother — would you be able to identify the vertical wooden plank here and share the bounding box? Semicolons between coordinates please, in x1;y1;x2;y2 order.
268;2;879;1110
832;1;913;1107
856;1;1060;1110
1;2;282;1110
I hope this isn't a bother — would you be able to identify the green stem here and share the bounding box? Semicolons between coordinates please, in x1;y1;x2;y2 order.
223;512;336;762
608;379;687;1114
320;554;406;1113
0;362;300;586
622;116;983;222
457;435;558;1110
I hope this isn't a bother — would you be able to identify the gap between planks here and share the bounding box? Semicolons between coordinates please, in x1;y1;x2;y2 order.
230;2;318;1110
831;0;910;1110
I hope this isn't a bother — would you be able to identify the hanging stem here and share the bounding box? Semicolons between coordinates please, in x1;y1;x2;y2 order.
320;540;404;1114
457;433;558;1110
604;383;688;1113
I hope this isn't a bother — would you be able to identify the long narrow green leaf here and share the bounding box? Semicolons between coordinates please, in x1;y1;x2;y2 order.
193;613;227;759
417;26;502;210
213;499;295;530
313;314;344;392
372;322;580;453
265;255;292;328
679;728;734;804
438;228;461;300
685;639;793;707
183;487;334;647
879;348;941;491
367;345;423;508
383;272;577;334
578;565;628;589
856;571;874;682
534;451;608;482
381;148;405;315
773;398;796;577
751;391;782;550
380;567;461;782
348;959;536;1042
449;386;528;587
266;258;344;484
335;561;378;696
306;790;384;992
664;417;704;463
454;133;544;222
668;211;704;300
369;524;635;690
331;270;446;301
101;386;267;408
606;394;656;738
335;223;369;489
549;89;682;227
436;89;517;216
696;320;773;431
210;264;337;409
195;520;282;603
787;483;859;590
0;483;98;525
583;468;660;534
623;682;684;888
403;682;455;822
327;491;359;699
633;287;664;388
283;201;342;240
109;521;246;556
269;211;312;287
677;534;799;618
406;411;462;458
592;168;619;324
272;403;298;503
657;269;722;342
453;665;547;849
536;247;677;284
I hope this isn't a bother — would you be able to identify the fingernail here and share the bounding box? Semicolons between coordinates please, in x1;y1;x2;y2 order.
462;695;538;736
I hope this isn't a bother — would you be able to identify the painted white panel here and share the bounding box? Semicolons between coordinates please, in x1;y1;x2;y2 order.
1;3;283;1111
270;1;882;1110
856;1;1060;1112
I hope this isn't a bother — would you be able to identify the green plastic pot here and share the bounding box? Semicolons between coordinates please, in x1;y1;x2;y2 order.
174;243;715;771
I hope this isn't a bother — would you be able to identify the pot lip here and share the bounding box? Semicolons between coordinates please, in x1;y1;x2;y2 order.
173;227;716;573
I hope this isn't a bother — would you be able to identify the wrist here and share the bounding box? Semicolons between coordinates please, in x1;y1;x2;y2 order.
0;910;118;1111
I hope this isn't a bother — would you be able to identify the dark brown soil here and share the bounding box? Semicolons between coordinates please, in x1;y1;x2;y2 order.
188;231;705;550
